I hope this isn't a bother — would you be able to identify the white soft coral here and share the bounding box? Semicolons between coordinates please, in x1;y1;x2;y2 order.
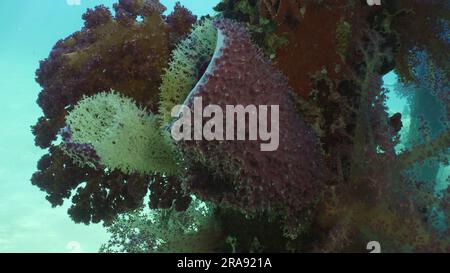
64;91;180;175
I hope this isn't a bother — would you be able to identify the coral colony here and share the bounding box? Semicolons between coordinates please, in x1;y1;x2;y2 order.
31;0;449;252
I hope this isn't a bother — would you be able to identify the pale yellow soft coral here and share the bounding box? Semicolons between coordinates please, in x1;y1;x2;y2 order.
159;19;217;124
65;91;180;175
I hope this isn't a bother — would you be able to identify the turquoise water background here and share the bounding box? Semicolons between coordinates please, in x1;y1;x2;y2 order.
0;0;217;253
0;0;426;253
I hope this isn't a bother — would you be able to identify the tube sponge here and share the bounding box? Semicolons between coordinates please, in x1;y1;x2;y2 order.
64;92;180;175
159;19;217;124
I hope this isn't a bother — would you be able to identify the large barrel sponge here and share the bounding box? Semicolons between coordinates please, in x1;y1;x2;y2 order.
174;19;325;216
64;92;180;175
